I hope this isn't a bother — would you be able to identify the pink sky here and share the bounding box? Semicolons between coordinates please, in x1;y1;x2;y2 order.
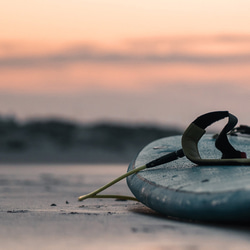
1;1;250;126
2;1;250;43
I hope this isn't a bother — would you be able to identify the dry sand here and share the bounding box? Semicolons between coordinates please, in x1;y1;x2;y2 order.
0;164;250;250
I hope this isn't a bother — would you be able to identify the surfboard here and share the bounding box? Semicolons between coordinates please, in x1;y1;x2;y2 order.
127;134;250;222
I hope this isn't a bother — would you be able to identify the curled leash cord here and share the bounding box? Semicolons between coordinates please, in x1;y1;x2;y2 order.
229;125;250;136
213;125;250;139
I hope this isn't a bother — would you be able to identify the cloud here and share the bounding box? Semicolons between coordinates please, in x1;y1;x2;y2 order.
1;51;250;69
1;35;250;69
127;34;250;47
213;34;250;43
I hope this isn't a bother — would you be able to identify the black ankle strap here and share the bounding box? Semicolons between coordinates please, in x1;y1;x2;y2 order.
182;111;248;165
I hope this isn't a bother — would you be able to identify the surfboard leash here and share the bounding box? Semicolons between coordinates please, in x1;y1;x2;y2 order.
78;111;250;202
78;149;184;201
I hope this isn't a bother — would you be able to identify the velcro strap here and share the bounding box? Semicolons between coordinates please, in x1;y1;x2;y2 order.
182;111;249;165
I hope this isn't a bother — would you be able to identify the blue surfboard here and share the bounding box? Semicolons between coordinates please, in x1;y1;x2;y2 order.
127;134;250;222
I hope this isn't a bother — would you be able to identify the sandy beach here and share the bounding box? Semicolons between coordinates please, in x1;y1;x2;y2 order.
0;164;250;250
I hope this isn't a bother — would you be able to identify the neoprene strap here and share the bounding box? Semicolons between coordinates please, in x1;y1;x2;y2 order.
182;111;249;165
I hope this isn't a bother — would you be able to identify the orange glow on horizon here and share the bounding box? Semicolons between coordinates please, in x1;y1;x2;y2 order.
1;1;250;126
1;1;250;97
1;62;250;94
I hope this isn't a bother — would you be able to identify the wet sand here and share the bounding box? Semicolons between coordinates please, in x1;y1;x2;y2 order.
0;164;250;250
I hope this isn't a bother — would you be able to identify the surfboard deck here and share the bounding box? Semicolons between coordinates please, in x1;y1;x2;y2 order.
127;134;250;222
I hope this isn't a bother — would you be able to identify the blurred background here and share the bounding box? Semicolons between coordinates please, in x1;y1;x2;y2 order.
0;0;250;163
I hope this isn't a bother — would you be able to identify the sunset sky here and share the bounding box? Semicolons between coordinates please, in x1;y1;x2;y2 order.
1;0;250;127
